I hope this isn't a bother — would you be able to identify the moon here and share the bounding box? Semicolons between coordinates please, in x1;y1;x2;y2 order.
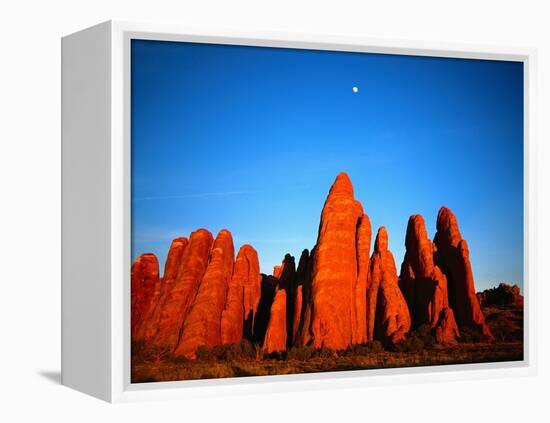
352;86;359;93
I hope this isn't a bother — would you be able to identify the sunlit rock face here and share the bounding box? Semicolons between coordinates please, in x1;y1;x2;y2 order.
399;214;459;344
292;285;303;346
175;230;235;358
221;244;261;344
241;246;262;340
131;253;160;340
309;173;365;350
153;229;214;350
354;214;372;345
434;207;493;341
163;237;189;281
136;237;188;342
369;227;411;345
263;288;287;353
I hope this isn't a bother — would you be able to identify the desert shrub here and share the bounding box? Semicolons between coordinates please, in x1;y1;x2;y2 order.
369;340;385;353
340;345;354;357
131;340;148;360
413;324;436;349
287;346;315;361
458;327;483;343
392;340;407;353
197;345;234;361
194;341;272;362
415;324;432;339
210;344;226;359
408;336;425;352
353;345;371;356
263;350;286;361
131;340;172;363
340;344;370;357
314;346;335;359
216;343;243;360
387;325;436;352
344;341;386;356
393;336;425;353
240;339;257;359
196;345;215;361
195;341;260;362
171;355;191;365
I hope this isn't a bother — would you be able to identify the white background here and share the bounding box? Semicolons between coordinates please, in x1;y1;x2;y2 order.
1;0;548;421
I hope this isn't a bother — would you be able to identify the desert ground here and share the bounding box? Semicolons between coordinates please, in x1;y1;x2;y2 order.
131;303;523;383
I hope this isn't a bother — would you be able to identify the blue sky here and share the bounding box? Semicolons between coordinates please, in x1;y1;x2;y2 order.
131;39;523;291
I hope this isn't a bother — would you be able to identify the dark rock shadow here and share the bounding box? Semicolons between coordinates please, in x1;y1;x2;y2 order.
253;274;278;345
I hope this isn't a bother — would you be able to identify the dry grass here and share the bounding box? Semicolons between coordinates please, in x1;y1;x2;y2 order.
483;305;523;342
131;342;523;383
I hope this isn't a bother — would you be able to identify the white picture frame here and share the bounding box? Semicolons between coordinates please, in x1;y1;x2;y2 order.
61;20;538;403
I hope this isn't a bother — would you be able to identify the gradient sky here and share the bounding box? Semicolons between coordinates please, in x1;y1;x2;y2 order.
131;39;524;291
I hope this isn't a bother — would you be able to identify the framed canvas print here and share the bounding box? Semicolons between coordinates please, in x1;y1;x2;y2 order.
61;21;537;402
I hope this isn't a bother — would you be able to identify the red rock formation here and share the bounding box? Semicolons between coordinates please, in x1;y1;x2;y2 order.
153;229;214;350
434;207;493;341
131;253;160;339
174;230;235;358
434;307;460;345
430;271;458;344
365;258;379;343
242;246;262;340
275;254;297;347
296;249;310;284
135;237;188;342
477;283;524;307
221;244;261;344
310;172;364;350
258;254;298;348
369;227;411;344
263;288;287;353
292;285;303;345
253;274;278;345
398;215;459;343
132;174;506;363
294;249;314;347
276;254;296;289
354;214;372;345
291;250;308;345
163;237;189;281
